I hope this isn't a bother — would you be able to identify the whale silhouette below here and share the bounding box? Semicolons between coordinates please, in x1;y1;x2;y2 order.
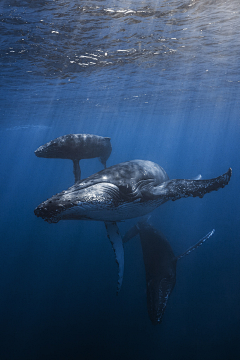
123;219;215;325
34;160;232;293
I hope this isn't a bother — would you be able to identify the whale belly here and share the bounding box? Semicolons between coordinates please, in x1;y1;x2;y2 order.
60;198;165;222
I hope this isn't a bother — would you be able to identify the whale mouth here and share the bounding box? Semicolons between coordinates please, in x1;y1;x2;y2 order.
34;207;92;223
34;197;105;223
33;187;86;223
34;196;70;223
34;204;62;223
34;182;125;223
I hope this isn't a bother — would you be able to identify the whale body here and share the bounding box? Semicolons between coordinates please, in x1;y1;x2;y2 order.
34;160;232;224
123;220;215;324
34;159;231;293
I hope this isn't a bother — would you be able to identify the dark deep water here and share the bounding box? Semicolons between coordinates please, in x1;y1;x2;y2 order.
0;0;240;359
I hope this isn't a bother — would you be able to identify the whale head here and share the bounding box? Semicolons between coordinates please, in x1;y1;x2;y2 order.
34;182;125;223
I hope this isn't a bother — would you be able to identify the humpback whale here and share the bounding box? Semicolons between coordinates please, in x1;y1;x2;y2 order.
123;220;215;325
34;160;232;293
34;134;112;183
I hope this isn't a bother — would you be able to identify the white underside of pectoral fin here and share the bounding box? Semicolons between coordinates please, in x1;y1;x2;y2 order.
104;221;124;294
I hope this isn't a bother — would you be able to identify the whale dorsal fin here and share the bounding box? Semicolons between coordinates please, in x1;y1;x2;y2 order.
177;229;215;260
192;174;202;180
104;221;124;294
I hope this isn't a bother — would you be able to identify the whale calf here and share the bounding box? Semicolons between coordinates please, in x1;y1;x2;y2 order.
35;134;112;183
123;220;215;325
34;160;232;292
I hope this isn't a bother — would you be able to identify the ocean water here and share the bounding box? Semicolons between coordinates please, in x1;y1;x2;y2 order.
0;0;240;359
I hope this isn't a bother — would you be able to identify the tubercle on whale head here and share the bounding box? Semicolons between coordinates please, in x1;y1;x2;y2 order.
34;140;60;158
34;146;46;157
34;202;62;223
33;189;76;223
33;181;117;223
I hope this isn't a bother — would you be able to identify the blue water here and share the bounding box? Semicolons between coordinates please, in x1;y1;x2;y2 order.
0;0;240;359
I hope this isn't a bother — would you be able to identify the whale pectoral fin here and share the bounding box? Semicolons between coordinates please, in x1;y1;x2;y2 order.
122;225;139;243
152;168;232;201
177;229;215;260
72;159;81;183
104;221;124;294
122;215;152;243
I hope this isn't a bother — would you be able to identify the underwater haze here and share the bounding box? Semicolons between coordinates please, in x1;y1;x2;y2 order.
0;0;240;359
